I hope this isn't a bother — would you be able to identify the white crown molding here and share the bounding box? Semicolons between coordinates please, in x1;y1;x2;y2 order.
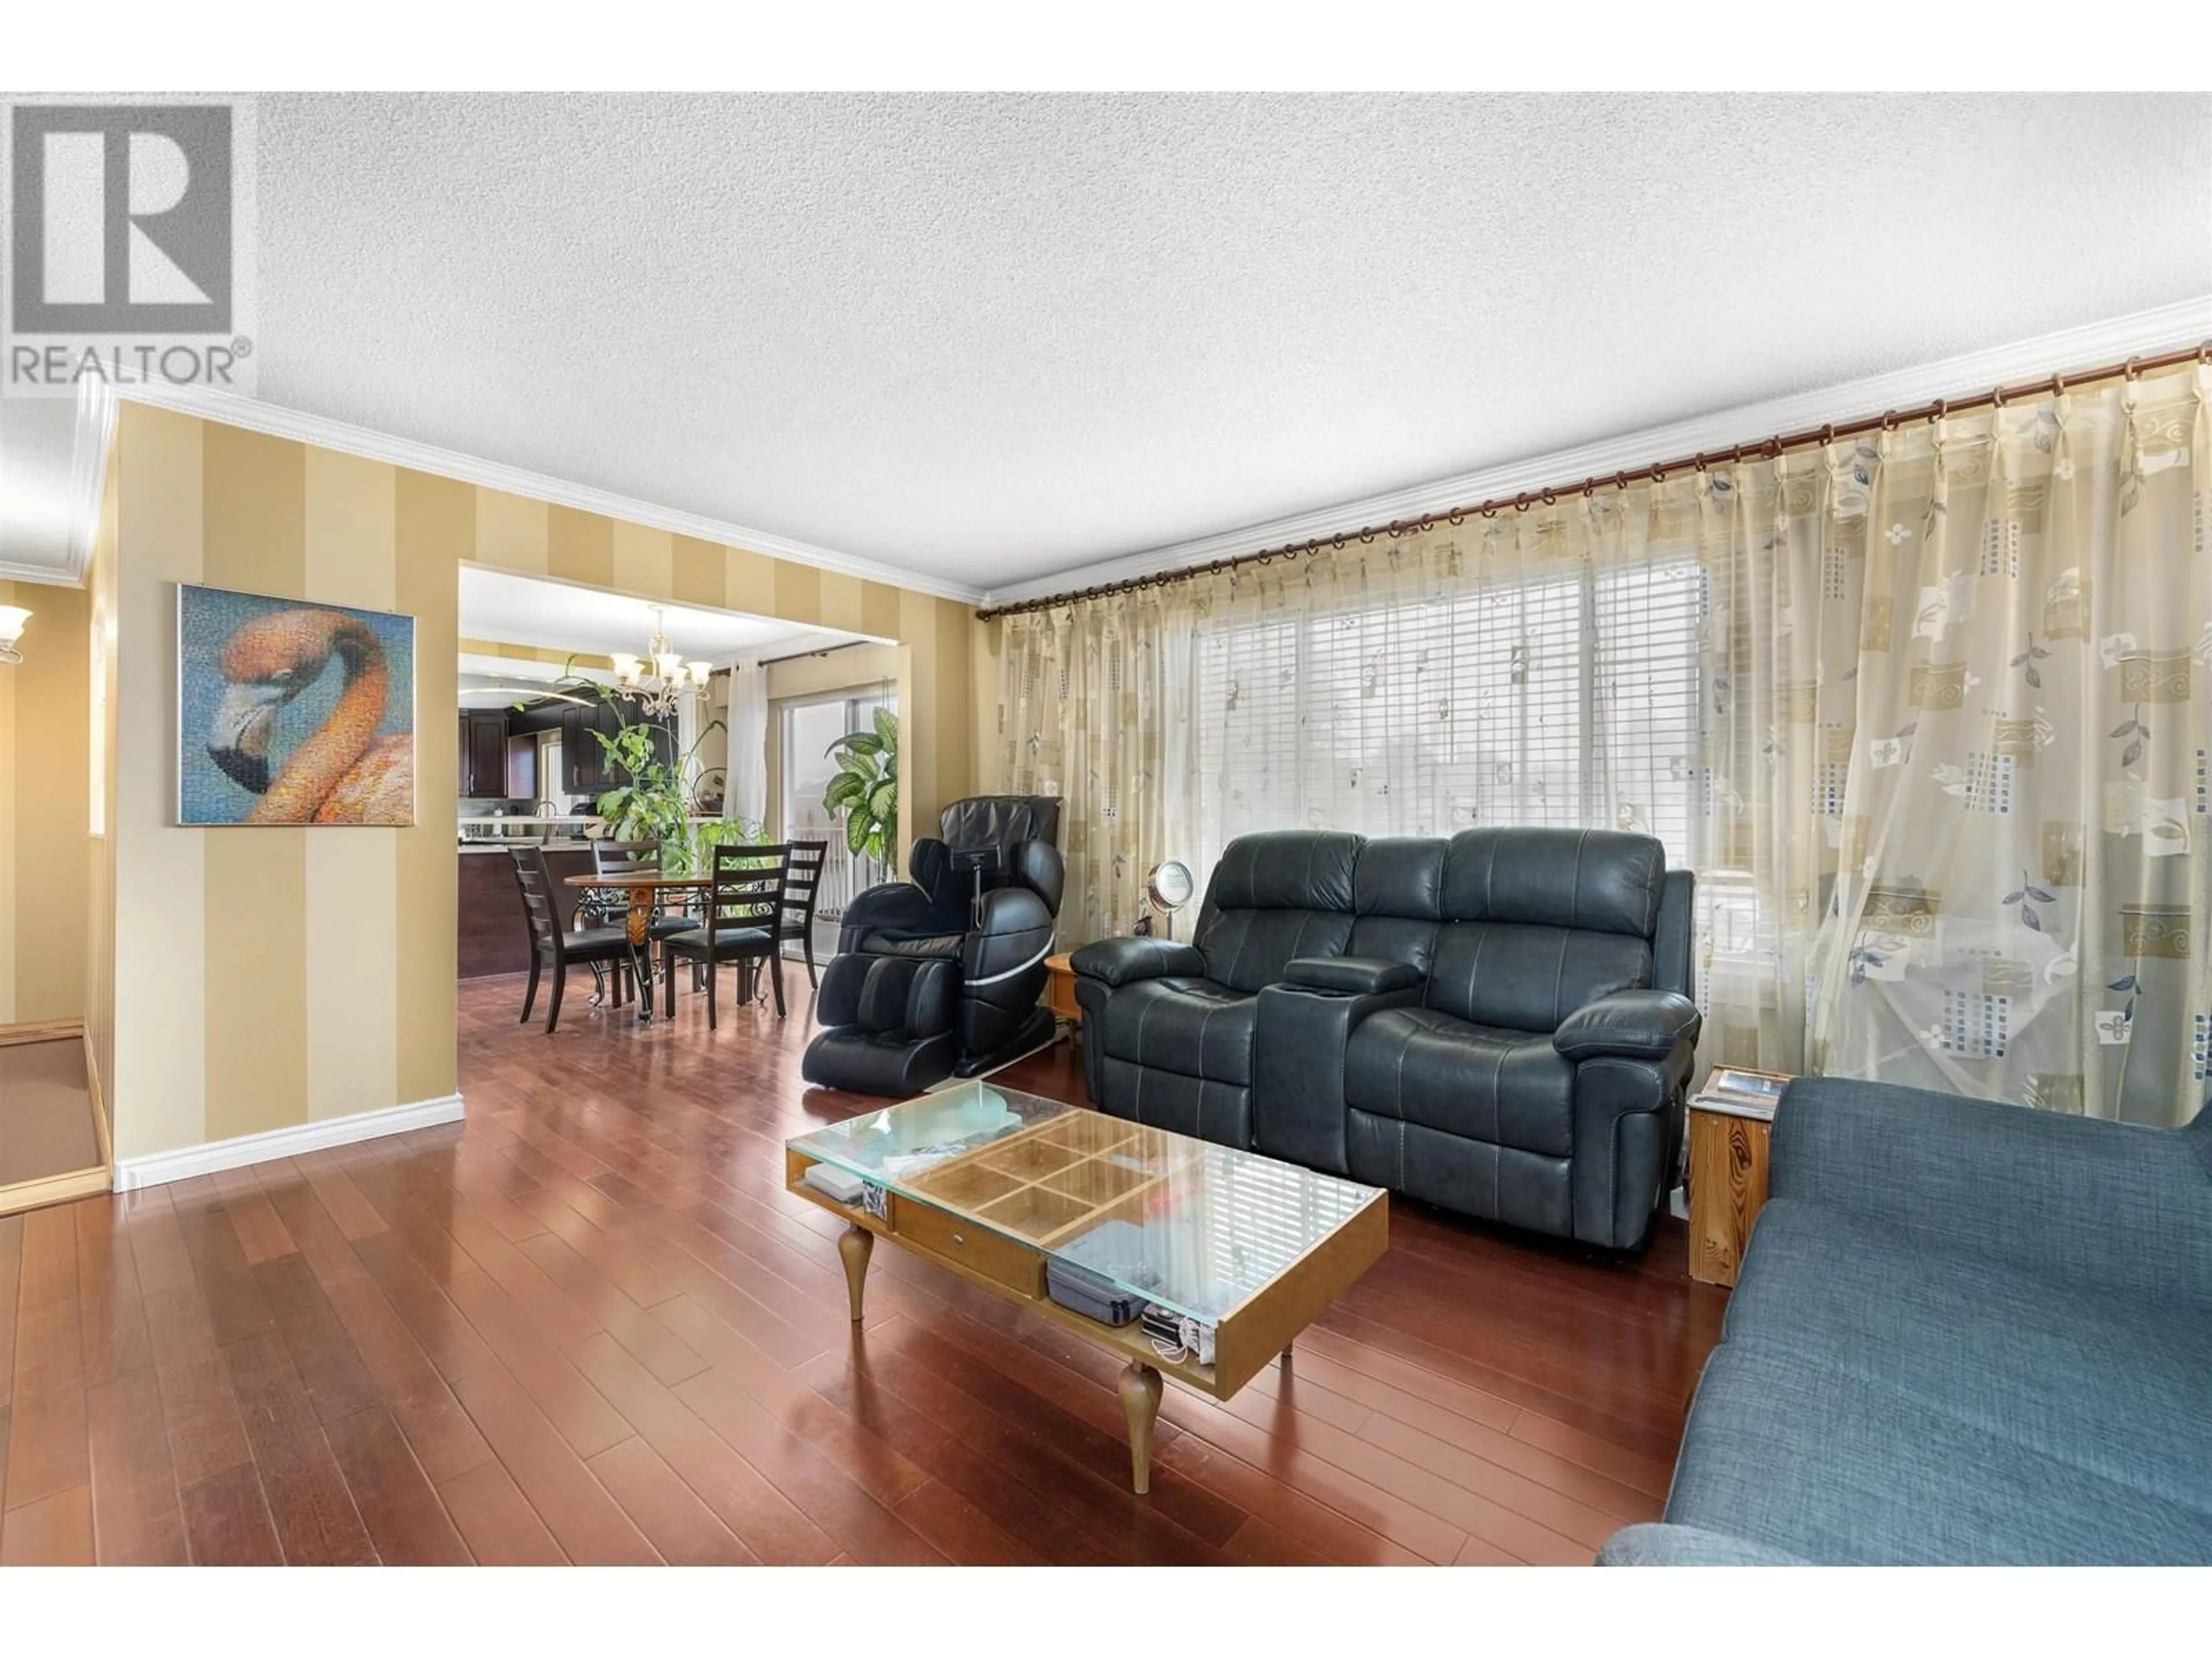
115;381;988;606
982;294;2212;608
111;1092;464;1191
0;376;116;588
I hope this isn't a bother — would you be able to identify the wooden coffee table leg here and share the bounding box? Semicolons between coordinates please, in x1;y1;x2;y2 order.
1118;1359;1163;1494
838;1225;873;1323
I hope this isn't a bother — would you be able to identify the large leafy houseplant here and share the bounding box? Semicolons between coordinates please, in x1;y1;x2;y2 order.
823;706;899;869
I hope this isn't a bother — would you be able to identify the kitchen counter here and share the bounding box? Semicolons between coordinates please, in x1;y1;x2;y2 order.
458;844;598;978
458;837;601;854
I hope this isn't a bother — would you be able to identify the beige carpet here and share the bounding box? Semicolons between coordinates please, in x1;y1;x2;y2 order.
0;1037;99;1187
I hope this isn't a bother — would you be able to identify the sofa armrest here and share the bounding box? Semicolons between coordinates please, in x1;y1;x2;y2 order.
1554;990;1701;1063
1283;955;1421;996
1596;1523;1810;1567
1770;1077;2212;1308
1252;980;1423;1176
1069;935;1206;987
1565;997;1700;1248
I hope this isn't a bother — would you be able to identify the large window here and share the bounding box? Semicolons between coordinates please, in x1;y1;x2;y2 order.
1192;559;1706;873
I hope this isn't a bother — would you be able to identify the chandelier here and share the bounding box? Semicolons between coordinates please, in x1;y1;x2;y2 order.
610;606;712;718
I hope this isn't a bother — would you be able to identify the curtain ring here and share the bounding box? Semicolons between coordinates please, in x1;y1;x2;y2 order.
1652;466;1667;483
1539;488;1556;507
1448;510;1465;526
1612;471;1628;491
1816;424;1834;447
2198;339;2212;365
1990;384;2006;409
1730;444;1744;465
1331;532;1346;549
2050;371;2066;397
1880;410;1897;431
1929;399;1948;426
1692;453;1707;474
1513;493;1531;513
1358;527;1375;543
2124;356;2142;381
1481;505;1497;518
1581;478;1595;499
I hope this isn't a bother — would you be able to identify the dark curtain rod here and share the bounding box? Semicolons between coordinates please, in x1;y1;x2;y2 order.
976;337;2212;623
755;638;880;670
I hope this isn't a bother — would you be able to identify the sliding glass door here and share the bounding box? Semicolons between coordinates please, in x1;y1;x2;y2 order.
781;689;896;957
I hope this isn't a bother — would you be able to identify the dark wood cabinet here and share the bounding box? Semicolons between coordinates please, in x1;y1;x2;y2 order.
560;706;599;796
459;710;510;798
560;696;674;796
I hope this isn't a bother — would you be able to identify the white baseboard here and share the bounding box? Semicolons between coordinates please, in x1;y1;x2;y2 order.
112;1093;465;1191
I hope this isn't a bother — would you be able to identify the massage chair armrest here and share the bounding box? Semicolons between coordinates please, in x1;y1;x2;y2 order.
1554;990;1702;1064
835;879;936;951
964;888;1055;988
1282;955;1422;997
907;837;954;905
1069;936;1207;987
1007;839;1065;915
1251;979;1425;1176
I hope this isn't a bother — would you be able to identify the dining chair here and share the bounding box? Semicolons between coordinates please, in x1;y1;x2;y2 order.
509;846;635;1033
658;842;791;1028
777;838;831;987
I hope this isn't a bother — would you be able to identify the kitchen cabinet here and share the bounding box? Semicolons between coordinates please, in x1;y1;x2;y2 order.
561;696;675;796
458;710;510;797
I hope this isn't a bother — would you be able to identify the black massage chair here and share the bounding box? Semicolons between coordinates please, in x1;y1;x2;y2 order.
801;795;1065;1096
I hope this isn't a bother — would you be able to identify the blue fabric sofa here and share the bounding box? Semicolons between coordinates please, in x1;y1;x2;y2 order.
1600;1076;2212;1565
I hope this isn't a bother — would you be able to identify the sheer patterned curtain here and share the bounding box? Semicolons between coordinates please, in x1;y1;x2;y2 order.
724;660;769;827
994;592;1192;945
997;362;2210;1123
1790;365;2211;1124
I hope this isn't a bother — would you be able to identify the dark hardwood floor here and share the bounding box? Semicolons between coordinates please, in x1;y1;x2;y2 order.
0;969;1726;1565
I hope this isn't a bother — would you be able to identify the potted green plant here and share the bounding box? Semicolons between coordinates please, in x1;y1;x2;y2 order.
522;673;746;874
823;706;898;872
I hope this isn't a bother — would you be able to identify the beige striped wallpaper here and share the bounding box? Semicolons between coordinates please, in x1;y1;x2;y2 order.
100;403;978;1164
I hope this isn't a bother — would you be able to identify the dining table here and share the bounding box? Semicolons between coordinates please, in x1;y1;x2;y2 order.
563;870;760;1024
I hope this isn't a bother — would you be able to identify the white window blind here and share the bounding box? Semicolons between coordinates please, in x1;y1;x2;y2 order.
1192;558;1706;877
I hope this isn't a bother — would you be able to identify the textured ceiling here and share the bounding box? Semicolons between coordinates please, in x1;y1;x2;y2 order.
143;93;2212;587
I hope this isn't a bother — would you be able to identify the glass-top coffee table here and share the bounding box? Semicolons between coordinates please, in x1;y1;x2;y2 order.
785;1080;1388;1494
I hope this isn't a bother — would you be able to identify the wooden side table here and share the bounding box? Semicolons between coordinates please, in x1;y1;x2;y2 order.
1687;1092;1777;1288
1044;952;1080;1040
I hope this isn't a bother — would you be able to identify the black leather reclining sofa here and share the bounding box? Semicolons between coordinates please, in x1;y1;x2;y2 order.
802;795;1065;1097
1070;828;1700;1250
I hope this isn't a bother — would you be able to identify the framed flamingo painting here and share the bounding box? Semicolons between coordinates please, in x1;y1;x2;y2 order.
177;585;416;826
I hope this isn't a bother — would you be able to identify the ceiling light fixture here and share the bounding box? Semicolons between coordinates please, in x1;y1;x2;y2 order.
0;604;30;665
611;605;712;717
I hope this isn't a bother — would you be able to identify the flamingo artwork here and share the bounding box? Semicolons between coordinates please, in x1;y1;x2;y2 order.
183;588;415;826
